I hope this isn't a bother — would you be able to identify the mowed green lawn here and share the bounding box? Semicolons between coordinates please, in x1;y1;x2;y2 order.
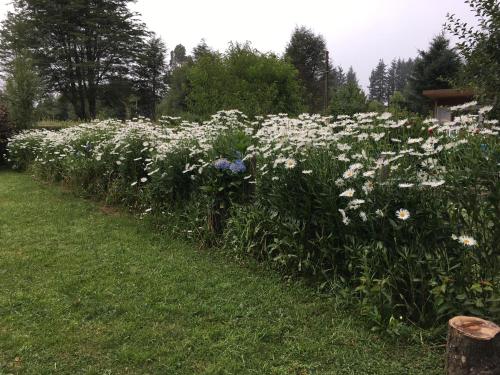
0;171;442;374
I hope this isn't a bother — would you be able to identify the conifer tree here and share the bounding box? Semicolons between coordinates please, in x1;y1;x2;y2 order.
285;26;328;113
368;59;387;104
406;35;461;114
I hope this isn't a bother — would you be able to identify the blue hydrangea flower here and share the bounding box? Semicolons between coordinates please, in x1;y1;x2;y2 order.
214;158;231;170
84;142;93;152
229;159;246;174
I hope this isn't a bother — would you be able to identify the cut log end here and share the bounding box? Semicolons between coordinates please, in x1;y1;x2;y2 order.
450;316;500;341
446;316;500;375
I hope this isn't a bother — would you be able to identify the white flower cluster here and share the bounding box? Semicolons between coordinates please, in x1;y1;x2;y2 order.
7;107;498;245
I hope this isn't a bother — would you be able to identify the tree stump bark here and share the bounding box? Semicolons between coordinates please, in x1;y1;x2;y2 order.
446;316;500;375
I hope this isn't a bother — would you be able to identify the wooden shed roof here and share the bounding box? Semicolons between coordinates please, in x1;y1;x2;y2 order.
422;89;475;100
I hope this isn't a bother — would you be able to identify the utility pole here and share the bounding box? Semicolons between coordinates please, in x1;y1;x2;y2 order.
324;50;329;114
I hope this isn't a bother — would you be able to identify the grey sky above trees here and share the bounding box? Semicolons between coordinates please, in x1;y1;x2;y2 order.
0;0;478;90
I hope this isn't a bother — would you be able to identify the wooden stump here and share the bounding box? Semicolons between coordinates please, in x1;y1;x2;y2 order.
446;316;500;375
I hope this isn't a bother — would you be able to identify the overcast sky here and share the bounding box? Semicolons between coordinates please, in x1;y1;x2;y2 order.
0;0;478;90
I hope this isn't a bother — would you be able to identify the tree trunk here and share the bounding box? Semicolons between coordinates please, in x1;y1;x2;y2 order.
88;86;97;120
446;316;500;375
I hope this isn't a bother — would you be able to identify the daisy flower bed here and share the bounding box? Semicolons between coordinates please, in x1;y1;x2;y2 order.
6;104;499;330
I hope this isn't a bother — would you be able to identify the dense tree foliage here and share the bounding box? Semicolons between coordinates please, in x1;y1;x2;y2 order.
446;0;500;113
5;54;40;129
345;66;358;86
368;60;387;104
329;67;367;116
0;2;490;123
97;77;137;119
329;81;367;117
0;0;147;119
160;63;191;117
169;44;191;70
163;43;303;119
135;35;168;119
386;58;415;99
192;39;213;61
285;26;327;113
406;35;462;114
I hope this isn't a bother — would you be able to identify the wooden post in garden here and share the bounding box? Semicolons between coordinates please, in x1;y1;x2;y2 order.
446;316;500;375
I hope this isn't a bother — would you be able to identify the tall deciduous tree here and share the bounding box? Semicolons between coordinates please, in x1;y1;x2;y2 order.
0;0;147;120
285;26;327;113
406;34;462;114
161;43;303;119
186;43;303;119
445;0;500;112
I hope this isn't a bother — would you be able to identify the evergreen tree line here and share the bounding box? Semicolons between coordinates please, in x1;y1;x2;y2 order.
368;35;464;114
368;58;415;104
0;0;497;127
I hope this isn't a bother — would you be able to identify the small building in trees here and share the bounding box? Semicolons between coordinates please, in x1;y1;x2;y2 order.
422;89;475;122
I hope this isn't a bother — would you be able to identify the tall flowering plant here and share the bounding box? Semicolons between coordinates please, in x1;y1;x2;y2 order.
6;106;499;329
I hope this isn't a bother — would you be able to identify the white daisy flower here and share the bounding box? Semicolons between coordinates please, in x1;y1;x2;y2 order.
339;188;355;198
362;181;374;195
407;137;423;144
421;180;445;188
350;199;365;205
335;178;345;187
458;235;477;247
140;177;148;183
284;158;296;169
478;106;493;115
343;169;357;179
395;208;410;221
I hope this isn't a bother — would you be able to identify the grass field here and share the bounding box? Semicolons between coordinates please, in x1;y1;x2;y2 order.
0;171;442;374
